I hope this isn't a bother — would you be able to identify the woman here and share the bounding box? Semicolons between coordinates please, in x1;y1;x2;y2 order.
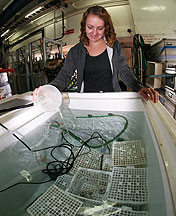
34;6;158;102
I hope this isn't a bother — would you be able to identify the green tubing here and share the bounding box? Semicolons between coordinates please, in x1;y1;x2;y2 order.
78;114;128;148
50;114;128;149
61;127;87;145
76;115;111;118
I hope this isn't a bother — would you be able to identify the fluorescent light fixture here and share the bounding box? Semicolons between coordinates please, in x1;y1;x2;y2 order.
4;32;16;41
3;0;14;11
1;29;10;37
141;6;166;12
31;15;44;23
25;7;42;18
19;33;29;40
30;13;50;23
4;35;11;41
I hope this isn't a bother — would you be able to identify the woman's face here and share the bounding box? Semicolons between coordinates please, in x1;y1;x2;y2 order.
85;14;105;43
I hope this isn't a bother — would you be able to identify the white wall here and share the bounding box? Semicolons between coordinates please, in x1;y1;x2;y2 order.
107;5;135;37
129;0;176;44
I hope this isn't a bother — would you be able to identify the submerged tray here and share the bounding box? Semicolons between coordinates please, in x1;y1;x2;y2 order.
54;174;73;191
27;184;82;216
107;167;148;204
67;167;111;202
112;140;146;167
70;146;102;174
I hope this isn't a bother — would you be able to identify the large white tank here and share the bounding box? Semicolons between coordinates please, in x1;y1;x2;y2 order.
0;92;175;216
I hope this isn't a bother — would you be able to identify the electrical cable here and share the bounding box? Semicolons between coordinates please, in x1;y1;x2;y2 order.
0;179;53;193
0;113;128;192
51;113;128;149
0;122;91;192
61;131;92;157
77;114;128;148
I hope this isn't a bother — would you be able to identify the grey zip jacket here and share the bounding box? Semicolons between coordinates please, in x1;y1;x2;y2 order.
50;40;143;92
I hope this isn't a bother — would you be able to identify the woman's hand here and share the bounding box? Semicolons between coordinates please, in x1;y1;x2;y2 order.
32;86;42;102
139;87;159;103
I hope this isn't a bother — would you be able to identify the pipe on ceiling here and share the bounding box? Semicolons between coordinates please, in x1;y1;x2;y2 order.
55;10;65;40
7;28;44;49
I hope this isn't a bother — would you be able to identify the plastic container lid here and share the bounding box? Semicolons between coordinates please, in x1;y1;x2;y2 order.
34;85;62;112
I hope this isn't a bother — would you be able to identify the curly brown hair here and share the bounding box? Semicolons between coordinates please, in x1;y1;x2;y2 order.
79;5;117;47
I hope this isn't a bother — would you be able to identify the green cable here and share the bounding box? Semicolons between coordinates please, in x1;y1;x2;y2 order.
60;127;87;145
50;123;87;145
76;114;128;148
50;114;128;149
76;115;111;118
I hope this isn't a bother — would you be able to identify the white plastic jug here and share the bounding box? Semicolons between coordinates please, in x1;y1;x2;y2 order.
34;85;62;112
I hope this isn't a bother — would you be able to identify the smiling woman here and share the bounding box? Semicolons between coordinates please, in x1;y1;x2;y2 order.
79;5;116;47
85;14;106;55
